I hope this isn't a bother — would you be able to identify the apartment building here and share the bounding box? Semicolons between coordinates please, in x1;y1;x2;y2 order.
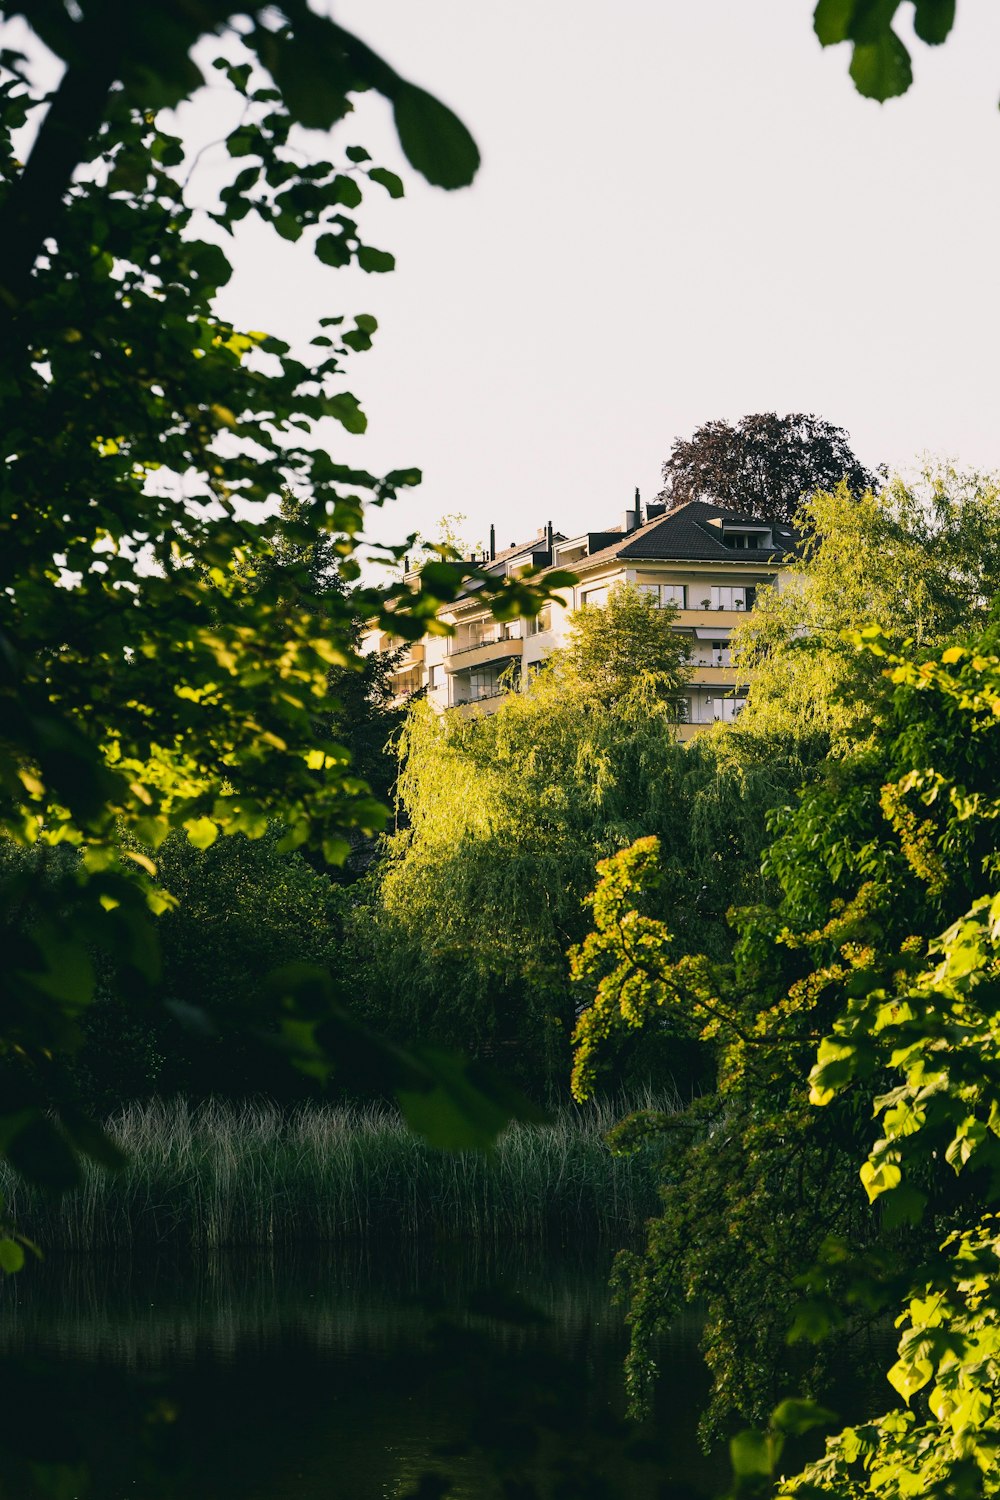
365;498;796;738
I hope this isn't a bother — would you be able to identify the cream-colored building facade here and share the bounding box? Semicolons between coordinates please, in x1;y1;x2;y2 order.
365;499;796;739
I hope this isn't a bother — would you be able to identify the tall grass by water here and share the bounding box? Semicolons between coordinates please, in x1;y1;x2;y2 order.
3;1097;667;1251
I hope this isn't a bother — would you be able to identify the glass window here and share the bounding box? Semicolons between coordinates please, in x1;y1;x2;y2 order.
637;584;686;609
580;585;608;608
710;586;754;611
527;605;552;635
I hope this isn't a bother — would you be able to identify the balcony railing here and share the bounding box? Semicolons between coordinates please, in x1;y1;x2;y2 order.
448;627;522;657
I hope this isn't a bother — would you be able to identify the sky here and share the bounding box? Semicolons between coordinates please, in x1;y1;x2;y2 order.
13;2;1000;556
206;0;1000;555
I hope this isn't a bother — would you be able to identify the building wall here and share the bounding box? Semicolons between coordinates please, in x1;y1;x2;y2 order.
365;551;788;729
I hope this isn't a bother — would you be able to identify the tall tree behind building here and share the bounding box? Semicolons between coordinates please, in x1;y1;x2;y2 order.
658;412;878;521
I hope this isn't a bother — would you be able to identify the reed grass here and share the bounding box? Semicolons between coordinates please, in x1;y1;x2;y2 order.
2;1097;668;1251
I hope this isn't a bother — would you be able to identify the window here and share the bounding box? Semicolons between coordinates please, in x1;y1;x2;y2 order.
709;586;756;611
428;665;439;690
637;583;686;609
580;585;609;608
527;605;552;635
710;640;731;667
469;667;498;700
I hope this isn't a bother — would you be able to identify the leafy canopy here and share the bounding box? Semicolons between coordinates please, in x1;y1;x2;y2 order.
368;585;692;1087
570;598;1000;1488
732;468;1000;757
658;413;877;524
0;3;565;1201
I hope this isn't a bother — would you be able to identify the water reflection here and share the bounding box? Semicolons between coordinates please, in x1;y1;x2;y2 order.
0;1242;726;1499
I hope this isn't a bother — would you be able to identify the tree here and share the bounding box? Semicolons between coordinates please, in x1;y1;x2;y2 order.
658;413;877;523
731;468;1000;757
563;583;691;706
569;613;1000;1488
365;587;739;1093
0;4;567;1207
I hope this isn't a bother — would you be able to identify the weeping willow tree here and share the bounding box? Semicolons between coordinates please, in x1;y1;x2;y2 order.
363;586;797;1093
731;468;1000;760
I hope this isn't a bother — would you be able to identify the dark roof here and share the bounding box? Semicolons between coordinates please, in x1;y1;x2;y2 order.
452;530;567;606
580;500;797;569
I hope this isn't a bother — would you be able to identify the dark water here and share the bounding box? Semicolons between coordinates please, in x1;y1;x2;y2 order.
0;1240;731;1500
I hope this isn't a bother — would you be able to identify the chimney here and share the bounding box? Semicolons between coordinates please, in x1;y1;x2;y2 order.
621;507;639;534
546;520;553;553
489;523;496;561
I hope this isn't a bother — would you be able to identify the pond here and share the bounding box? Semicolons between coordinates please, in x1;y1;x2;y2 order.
0;1239;731;1499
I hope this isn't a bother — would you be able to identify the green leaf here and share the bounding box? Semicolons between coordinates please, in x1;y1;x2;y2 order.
331;175;363;209
326;393;367;434
265;33;353;130
849;30;913;100
771;1398;838;1436
316;232;351;268
814;0;858;45
322;836;351;866
368;166;404;199
392;83;480;189
882;1183;927;1227
0;1239;25;1274
226;126;258;158
28;935;95;1007
398;1051;548;1150
730;1428;776;1478
184;816;218;849
356;245;395;274
345;145;371;163
913;0;956;45
860;1155;902;1201
61;1112;128;1173
845;0;903;46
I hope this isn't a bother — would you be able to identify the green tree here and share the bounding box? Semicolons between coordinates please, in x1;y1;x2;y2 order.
0;3;565;1204
563;582;692;705
367;587;730;1092
569;614;1000;1483
71;827;357;1111
732;469;1000;759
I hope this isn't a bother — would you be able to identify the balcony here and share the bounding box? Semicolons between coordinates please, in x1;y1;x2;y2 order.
444;637;524;674
689;665;749;686
392;641;425;672
674;608;749;630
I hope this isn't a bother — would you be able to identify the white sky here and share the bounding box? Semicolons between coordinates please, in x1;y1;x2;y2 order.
209;0;1000;554
12;2;1000;554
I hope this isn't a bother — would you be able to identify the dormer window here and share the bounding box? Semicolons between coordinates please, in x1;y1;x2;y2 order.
708;517;773;550
722;528;772;550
